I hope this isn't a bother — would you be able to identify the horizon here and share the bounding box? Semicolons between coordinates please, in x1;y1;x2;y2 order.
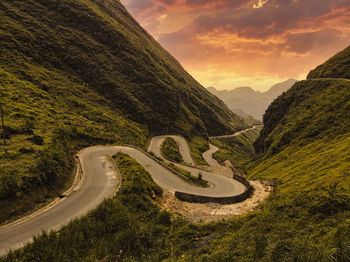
120;0;350;91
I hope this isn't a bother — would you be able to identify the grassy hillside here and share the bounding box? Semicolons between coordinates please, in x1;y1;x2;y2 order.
254;79;350;155
0;0;247;223
2;2;350;261
308;45;350;79
0;0;246;138
194;50;350;261
0;66;147;223
3;72;350;260
211;127;261;169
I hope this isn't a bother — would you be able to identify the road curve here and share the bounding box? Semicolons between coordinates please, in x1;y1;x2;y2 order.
0;147;118;256
1;143;245;256
209;125;261;139
148;135;196;165
148;136;245;193
202;144;220;167
202;126;262;167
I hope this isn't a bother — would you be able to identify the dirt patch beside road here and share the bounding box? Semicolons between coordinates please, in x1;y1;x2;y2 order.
159;180;272;223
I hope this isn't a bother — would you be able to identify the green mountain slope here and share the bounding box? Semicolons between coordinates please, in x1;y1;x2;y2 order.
307;45;350;79
0;0;247;223
2;44;350;262
254;79;350;155
0;0;246;138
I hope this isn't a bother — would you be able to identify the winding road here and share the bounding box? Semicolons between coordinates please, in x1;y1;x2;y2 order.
1;78;348;256
0;136;248;256
0;147;118;256
202;144;220;167
148;135;195;165
202;125;262;166
148;136;245;196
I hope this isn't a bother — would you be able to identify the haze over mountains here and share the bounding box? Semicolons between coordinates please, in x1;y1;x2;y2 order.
207;79;297;120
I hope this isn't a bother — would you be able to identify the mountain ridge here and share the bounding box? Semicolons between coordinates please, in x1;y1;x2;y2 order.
207;79;297;120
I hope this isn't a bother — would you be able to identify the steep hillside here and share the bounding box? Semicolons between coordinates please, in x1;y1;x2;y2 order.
2;47;350;261
207;79;297;120
0;0;247;223
308;45;350;79
0;0;246;138
254;79;350;155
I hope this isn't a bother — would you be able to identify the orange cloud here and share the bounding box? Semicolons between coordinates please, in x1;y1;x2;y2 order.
120;0;350;90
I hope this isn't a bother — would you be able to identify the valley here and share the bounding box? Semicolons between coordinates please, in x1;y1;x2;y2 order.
0;0;349;261
1;128;256;256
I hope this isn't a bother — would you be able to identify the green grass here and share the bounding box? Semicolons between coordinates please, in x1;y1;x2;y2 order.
148;151;209;188
4;134;350;261
188;136;210;166
1;153;219;261
308;45;350;79
0;68;147;224
0;0;248;222
254;79;350;156
0;0;247;138
196;133;350;262
167;163;209;188
211;127;261;169
161;137;183;163
2;2;350;261
3;81;350;260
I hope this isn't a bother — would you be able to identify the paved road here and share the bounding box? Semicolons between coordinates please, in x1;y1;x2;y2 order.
148;136;245;194
0;144;246;256
202;144;220;167
2;77;348;256
209;125;261;139
148;135;196;165
0;146;118;256
201;126;262;166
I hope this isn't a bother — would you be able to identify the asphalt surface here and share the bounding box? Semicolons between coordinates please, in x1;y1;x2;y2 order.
0;143;246;256
0;146;118;256
201;126;263;166
202;144;220;167
2;77;348;256
209;125;261;139
148;136;245;194
148;135;196;165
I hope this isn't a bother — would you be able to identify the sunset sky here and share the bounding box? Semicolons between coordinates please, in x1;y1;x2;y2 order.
120;0;350;91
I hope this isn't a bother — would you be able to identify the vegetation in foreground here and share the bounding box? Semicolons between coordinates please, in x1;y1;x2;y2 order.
2;153;220;262
1;5;350;262
167;163;209;188
4;138;350;261
0;69;147;224
3;84;350;261
161;137;183;163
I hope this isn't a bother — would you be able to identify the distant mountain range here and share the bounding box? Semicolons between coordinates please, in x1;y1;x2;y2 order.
207;79;297;120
